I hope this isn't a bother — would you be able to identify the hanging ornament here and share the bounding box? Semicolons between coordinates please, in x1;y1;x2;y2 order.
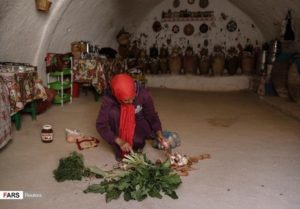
184;24;194;36
172;25;180;34
226;20;237;32
173;0;180;8
199;0;209;8
199;23;209;33
283;9;295;41
152;21;162;33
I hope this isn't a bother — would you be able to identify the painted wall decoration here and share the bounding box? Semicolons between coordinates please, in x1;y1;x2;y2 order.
172;25;180;33
199;23;209;33
152;21;162;32
130;0;264;58
188;0;195;5
226;20;237;32
199;0;209;8
184;24;195;36
173;0;180;8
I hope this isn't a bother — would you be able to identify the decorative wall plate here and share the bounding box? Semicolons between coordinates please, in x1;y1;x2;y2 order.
152;21;162;32
226;20;237;32
173;0;180;8
199;23;209;33
172;25;180;33
188;0;195;4
199;0;209;8
184;24;194;36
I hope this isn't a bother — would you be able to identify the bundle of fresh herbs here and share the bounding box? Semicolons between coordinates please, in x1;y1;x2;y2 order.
53;151;86;182
84;153;182;202
53;152;182;202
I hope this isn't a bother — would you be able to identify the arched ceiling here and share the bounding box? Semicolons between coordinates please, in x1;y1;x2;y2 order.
0;0;299;81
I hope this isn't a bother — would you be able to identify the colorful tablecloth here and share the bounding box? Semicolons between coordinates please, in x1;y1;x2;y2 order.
73;58;128;94
0;77;12;149
72;58;147;93
0;64;47;115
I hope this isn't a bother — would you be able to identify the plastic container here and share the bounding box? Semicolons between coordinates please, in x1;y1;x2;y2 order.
72;82;80;98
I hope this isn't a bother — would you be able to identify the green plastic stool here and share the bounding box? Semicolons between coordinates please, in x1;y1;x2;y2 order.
22;100;37;120
10;101;36;131
11;112;21;130
94;88;100;102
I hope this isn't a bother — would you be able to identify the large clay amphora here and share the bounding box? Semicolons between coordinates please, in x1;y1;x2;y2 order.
184;55;197;74
226;56;239;75
169;55;182;74
241;55;254;75
198;56;210;75
288;54;300;103
160;58;169;74
211;56;225;76
149;58;160;74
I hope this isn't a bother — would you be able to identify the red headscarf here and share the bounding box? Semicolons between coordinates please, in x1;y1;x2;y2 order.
110;74;136;148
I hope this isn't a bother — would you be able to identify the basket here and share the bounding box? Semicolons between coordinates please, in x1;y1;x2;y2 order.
36;0;52;12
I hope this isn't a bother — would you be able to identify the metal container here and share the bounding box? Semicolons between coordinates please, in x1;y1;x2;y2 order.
267;40;280;64
256;50;267;75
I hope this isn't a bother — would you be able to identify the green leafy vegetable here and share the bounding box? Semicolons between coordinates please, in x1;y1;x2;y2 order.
53;151;86;182
84;153;182;202
53;152;182;202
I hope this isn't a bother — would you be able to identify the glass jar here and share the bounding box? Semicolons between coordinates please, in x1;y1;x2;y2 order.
41;125;54;143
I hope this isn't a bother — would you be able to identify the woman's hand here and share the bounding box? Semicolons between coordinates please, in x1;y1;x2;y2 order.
156;131;169;150
120;142;133;153
115;137;133;153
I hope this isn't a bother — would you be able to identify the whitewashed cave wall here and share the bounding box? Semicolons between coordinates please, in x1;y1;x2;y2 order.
0;0;72;82
229;0;300;47
132;0;264;55
0;0;298;88
47;0;162;53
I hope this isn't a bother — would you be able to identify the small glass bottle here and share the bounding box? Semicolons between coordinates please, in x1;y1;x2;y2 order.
41;125;54;143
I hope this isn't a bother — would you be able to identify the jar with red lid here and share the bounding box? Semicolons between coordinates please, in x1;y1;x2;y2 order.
41;125;54;143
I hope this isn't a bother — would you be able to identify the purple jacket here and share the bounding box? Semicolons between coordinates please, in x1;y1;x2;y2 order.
96;86;162;145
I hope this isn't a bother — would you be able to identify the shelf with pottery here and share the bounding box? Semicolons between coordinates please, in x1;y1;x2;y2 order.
161;10;214;22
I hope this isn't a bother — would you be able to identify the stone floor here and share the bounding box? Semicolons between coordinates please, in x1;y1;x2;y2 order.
0;88;299;209
262;95;300;122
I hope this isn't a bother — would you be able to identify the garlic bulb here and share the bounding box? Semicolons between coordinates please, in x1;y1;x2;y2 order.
169;153;189;166
181;157;188;165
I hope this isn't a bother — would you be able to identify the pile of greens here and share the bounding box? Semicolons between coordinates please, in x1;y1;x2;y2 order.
53;151;86;182
84;153;182;202
53;152;182;202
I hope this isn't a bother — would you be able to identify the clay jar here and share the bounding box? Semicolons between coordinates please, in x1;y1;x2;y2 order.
41;125;54;143
184;47;197;74
241;54;254;75
211;54;225;76
226;56;239;75
117;32;130;46
169;50;182;74
149;58;160;74
159;46;169;74
198;55;210;75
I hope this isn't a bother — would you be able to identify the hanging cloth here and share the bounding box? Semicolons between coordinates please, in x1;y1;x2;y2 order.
283;10;295;41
